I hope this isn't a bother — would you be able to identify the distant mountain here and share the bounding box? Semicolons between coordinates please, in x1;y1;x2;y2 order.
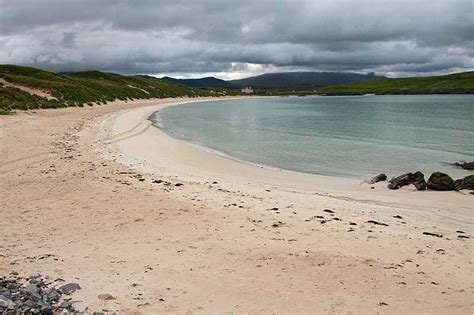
161;76;236;88
229;72;384;88
318;71;474;95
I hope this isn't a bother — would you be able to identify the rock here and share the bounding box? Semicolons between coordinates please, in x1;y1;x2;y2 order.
98;293;116;300
0;295;16;309
414;180;427;191
423;231;443;238
369;173;387;184
454;161;474;170
427;172;454;191
453;175;474;190
388;172;413;189
366;220;389;226
58;283;81;295
388;171;426;190
0;274;80;313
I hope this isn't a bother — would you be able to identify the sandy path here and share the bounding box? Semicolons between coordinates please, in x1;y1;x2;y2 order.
1;97;473;314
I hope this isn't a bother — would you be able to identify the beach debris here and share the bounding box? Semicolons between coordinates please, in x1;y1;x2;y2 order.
174;183;183;187
59;282;81;295
272;221;285;228
453;175;474;190
457;235;470;239
378;302;388;306
388;171;426;190
393;215;403;219
98;293;116;300
422;232;443;238
366;220;389;226
369;173;387;184
0;273;80;313
453;161;474;170
152;179;163;184
427;172;454;191
267;207;279;211
323;209;335;214
456;230;465;234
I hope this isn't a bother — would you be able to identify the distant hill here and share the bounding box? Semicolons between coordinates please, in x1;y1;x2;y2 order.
318;71;474;95
229;72;384;88
0;65;214;111
161;76;236;88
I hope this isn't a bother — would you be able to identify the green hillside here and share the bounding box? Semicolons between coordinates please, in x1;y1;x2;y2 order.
229;72;384;88
0;65;217;112
318;71;474;95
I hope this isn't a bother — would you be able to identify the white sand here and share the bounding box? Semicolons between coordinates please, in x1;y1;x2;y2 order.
1;97;473;314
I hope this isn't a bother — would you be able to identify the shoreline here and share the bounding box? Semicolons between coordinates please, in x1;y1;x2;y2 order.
98;98;473;218
1;96;473;314
152;104;471;181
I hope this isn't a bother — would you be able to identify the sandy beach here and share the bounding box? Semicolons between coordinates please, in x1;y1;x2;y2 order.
1;97;473;314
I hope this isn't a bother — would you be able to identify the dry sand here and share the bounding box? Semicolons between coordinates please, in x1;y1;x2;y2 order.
1;97;473;314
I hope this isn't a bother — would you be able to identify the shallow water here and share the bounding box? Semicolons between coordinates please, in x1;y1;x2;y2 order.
153;95;474;179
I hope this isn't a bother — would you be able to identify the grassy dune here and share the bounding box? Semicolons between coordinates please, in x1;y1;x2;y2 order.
319;71;474;95
0;65;218;112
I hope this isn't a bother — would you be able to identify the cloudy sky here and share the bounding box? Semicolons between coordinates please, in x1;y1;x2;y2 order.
0;0;473;79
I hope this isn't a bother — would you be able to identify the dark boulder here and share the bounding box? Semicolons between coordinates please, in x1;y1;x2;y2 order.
388;172;414;190
427;172;454;191
388;171;426;190
454;175;474;191
369;173;387;184
412;171;427;191
454;161;474;170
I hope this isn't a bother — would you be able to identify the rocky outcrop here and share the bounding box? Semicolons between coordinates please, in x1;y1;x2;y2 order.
388;171;426;190
369;173;387;184
453;175;474;191
454;161;474;170
427;172;454;191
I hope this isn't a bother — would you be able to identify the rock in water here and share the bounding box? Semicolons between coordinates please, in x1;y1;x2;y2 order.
454;161;474;170
427;172;454;191
369;173;387;184
454;175;474;191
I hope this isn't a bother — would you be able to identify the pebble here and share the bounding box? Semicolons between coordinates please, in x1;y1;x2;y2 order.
98;293;116;300
0;273;80;313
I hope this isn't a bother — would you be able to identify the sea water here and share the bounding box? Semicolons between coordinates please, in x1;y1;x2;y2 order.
152;95;474;179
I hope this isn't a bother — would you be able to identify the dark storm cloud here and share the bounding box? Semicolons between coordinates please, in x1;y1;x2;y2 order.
0;0;472;77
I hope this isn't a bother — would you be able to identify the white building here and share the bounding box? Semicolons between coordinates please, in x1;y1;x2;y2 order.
241;86;254;94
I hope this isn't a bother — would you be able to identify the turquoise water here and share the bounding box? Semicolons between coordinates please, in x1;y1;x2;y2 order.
152;95;474;179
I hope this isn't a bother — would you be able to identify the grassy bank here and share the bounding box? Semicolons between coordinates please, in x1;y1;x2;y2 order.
0;65;234;111
318;71;474;95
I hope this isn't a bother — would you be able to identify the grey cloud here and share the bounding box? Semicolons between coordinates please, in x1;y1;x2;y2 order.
0;0;472;77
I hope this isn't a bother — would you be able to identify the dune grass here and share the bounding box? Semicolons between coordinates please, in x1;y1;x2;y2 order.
0;65;213;111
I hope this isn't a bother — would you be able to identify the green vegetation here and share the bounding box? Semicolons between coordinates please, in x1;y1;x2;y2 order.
229;72;384;88
1;65;472;112
0;65;222;111
318;72;474;95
